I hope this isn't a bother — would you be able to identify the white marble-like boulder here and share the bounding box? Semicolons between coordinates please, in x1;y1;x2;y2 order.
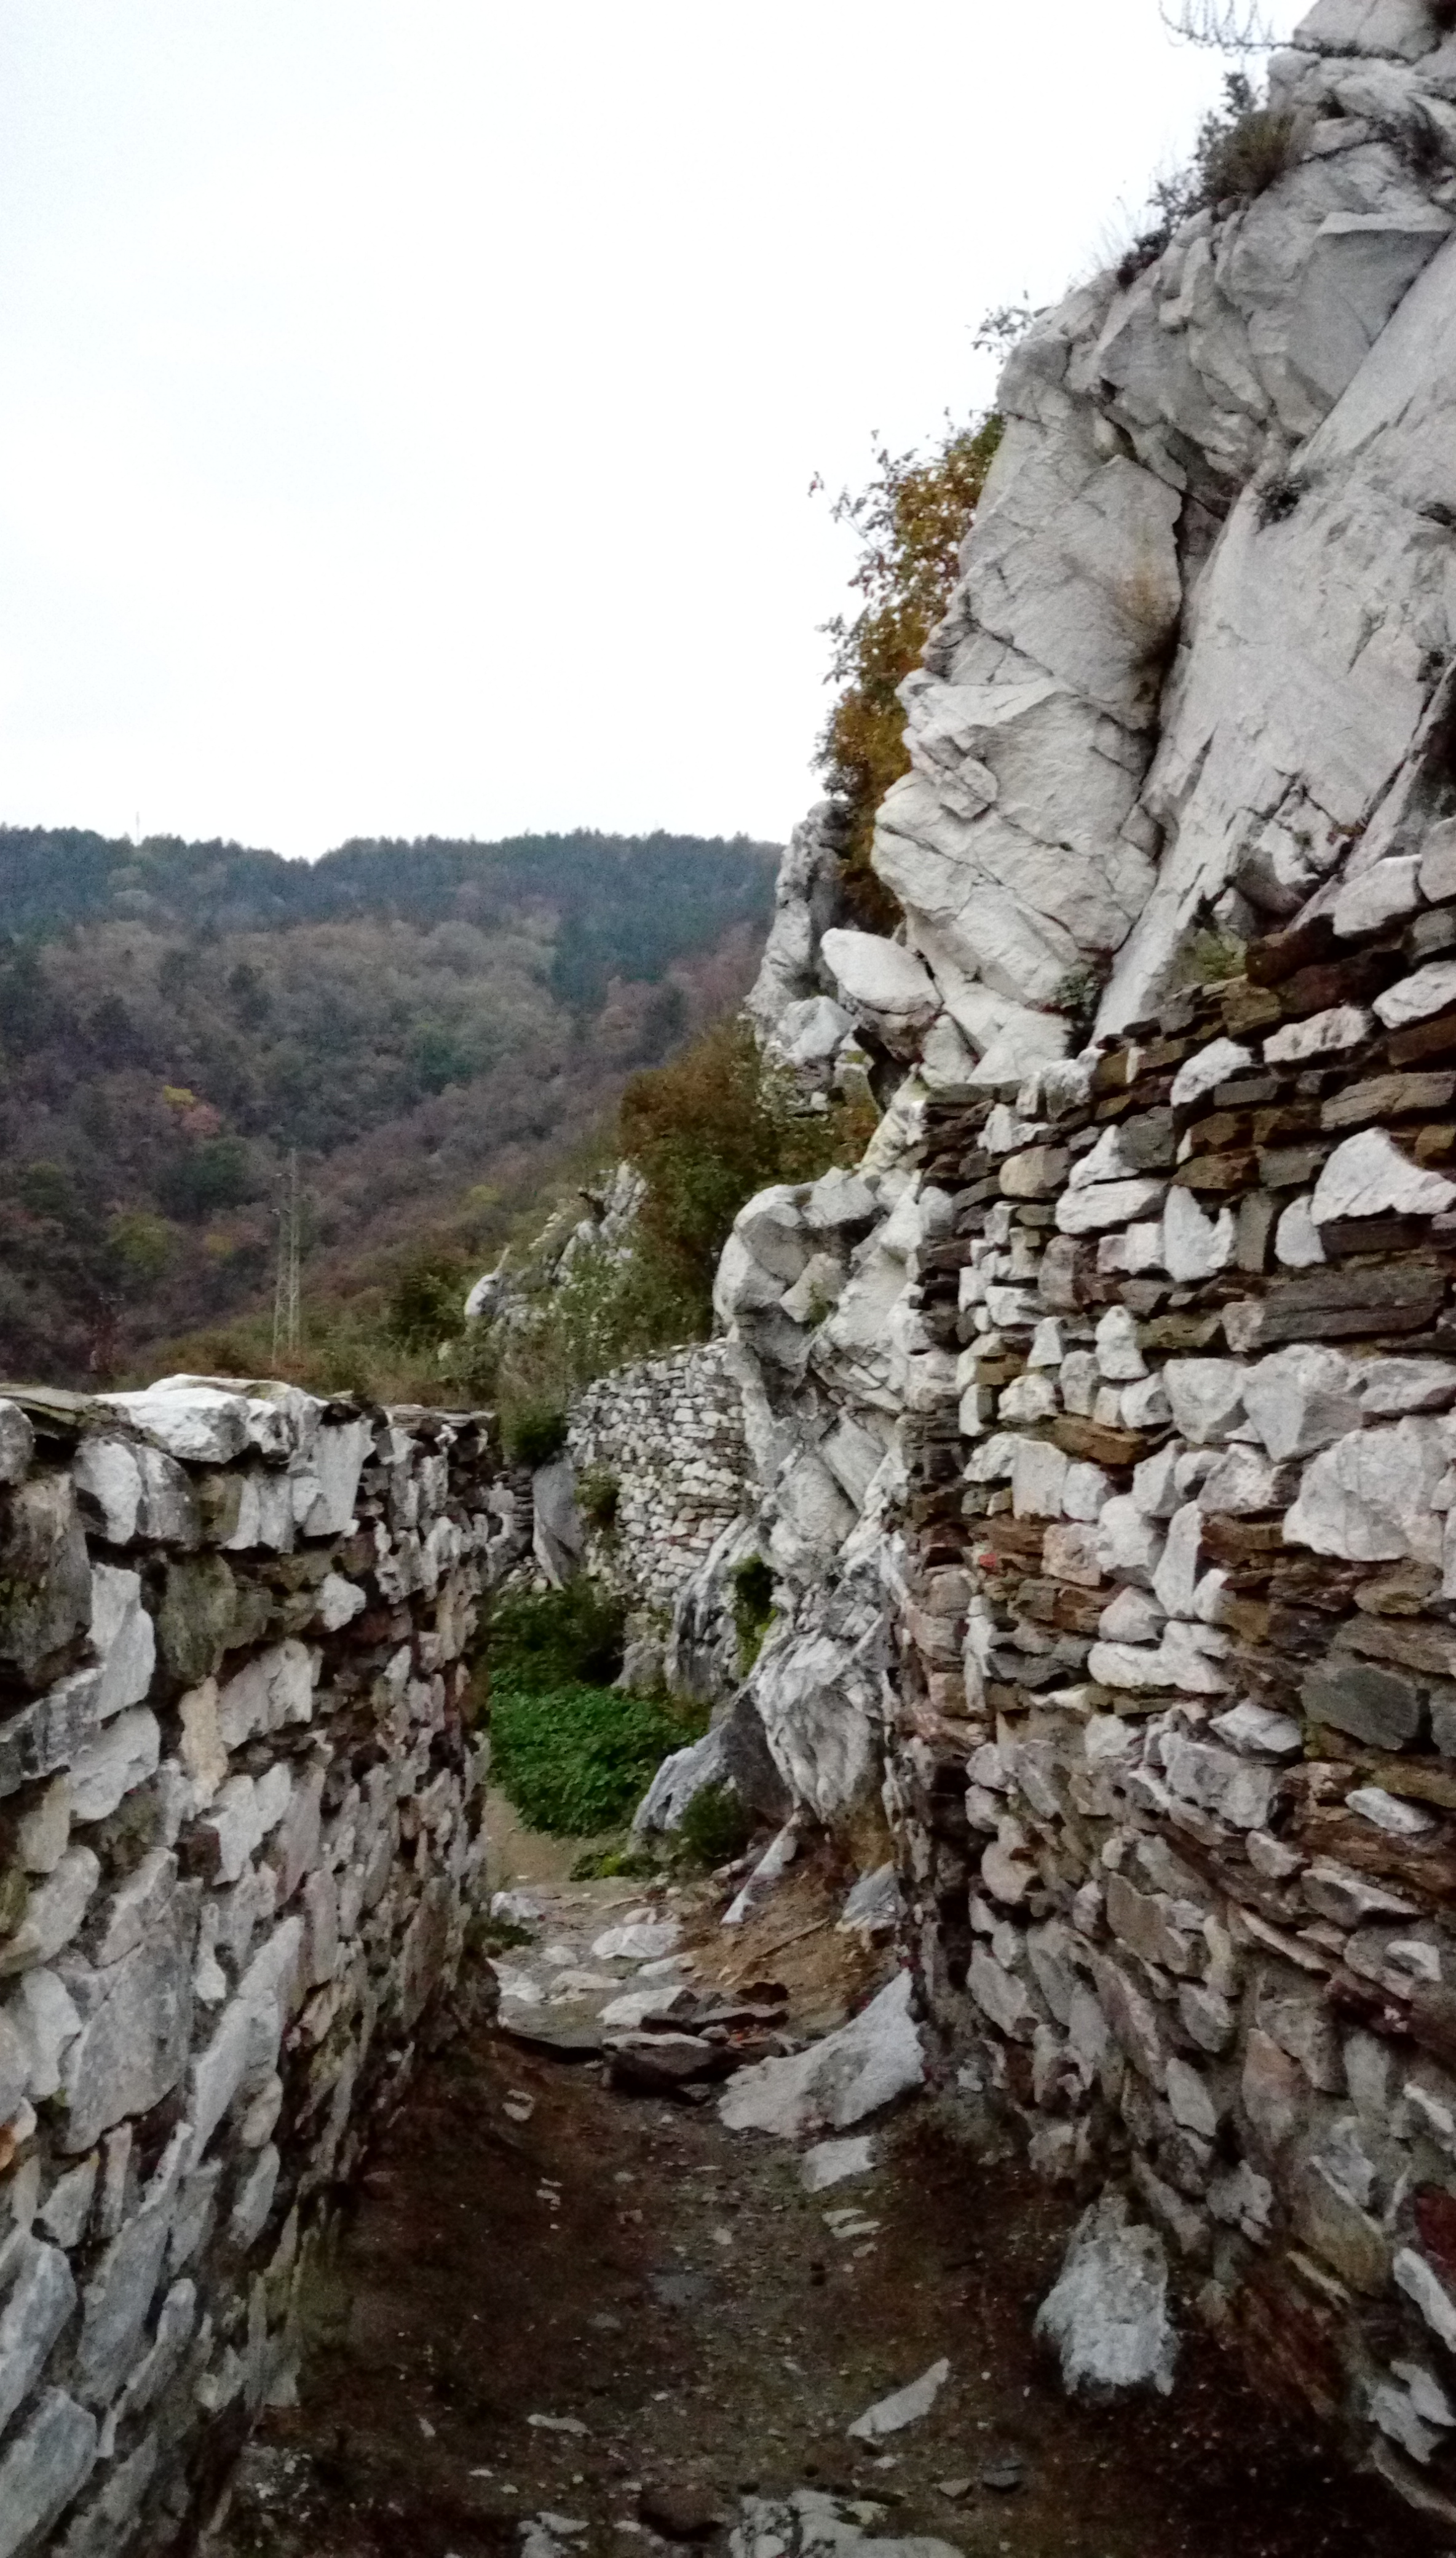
733;2488;962;2558
1243;1344;1364;1460
750;1618;879;1820
531;1459;584;1589
631;1725;732;1838
1287;212;1451;416
719;1971;924;2137
820;929;940;1058
769;994;854;1075
872;677;1158;1012
745;801;847;1036
1101;220;1456;1034
733;1186;815;1285
1293;0;1446;60
1034;2192;1177;2401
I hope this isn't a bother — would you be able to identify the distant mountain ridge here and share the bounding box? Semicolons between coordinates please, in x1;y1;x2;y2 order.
0;823;778;1385
0;824;778;1009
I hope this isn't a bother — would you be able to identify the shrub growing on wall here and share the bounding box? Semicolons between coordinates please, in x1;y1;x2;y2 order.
817;414;1003;930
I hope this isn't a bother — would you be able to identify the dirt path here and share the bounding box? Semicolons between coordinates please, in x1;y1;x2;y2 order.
216;1855;1438;2558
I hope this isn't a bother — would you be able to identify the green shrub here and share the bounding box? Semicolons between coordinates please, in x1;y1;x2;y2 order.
817;418;1003;930
1174;928;1246;989
577;1465;620;1532
1257;475;1302;528
620;1018;877;1334
673;1780;754;1871
488;1581;625;1692
386;1251;469;1350
490;1682;705;1836
503;1404;568;1469
1117;73;1301;290
1052;960;1111;1042
1193;77;1299;207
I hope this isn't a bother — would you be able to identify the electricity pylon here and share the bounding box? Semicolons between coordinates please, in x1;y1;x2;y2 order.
272;1149;301;1363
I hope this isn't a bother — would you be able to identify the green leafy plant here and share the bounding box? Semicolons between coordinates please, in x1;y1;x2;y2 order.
1174;927;1247;988
569;1841;658;1881
620;1018;877;1329
577;1465;620;1532
488;1582;625;1692
386;1250;470;1351
483;1017;877;1443
1052;960;1112;1041
490;1683;705;1836
1117;73;1301;288
1193;74;1299;207
502;1404;569;1470
1257;474;1302;527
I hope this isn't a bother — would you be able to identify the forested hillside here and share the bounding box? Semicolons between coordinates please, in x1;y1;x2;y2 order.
0;824;777;1385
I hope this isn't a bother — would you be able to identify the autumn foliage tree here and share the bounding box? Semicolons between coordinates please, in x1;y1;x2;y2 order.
817;413;1002;929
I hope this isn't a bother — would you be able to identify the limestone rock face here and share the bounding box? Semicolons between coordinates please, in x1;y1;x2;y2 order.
738;9;1456;1084
692;15;1456;2511
745;802;847;1032
820;930;941;1058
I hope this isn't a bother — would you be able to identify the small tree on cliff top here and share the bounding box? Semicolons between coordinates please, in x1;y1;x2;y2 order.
817;412;1002;932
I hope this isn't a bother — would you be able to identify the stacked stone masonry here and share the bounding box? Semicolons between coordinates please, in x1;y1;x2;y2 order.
0;1373;519;2557
568;1344;748;1615
881;866;1456;2516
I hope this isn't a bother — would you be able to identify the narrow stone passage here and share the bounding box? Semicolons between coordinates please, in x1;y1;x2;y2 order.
215;1858;1436;2558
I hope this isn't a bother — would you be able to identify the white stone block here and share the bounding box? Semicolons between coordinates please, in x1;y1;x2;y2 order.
1275;1196;1326;1267
1169;1040;1251;1109
1332;855;1420;937
1284;1416;1448;1561
1310;1127;1456;1223
1012;1439;1069;1518
1264;1005;1372;1064
1056;1178;1168;1237
1374;960;1456;1029
1094;1306;1146;1382
1163;1360;1246;1445
1162;1185;1235;1283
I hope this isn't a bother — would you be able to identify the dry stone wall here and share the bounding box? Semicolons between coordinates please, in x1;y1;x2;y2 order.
882;874;1456;2515
0;1374;519;2558
567;1344;748;1618
695;0;1456;2516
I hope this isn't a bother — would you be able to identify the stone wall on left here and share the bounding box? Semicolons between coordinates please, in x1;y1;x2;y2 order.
0;1374;521;2558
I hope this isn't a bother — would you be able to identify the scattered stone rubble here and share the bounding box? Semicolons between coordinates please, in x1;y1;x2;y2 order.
0;1372;521;2556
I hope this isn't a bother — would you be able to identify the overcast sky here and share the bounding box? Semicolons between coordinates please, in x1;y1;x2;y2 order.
0;1;1302;862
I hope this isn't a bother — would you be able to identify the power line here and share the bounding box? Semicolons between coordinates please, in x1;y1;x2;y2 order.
1160;1;1276;49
